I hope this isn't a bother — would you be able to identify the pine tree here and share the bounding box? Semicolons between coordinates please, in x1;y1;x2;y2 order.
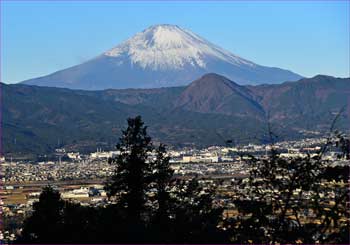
153;144;173;221
20;186;64;243
104;115;153;222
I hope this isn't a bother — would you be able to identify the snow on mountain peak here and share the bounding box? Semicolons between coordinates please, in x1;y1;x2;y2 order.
104;24;256;70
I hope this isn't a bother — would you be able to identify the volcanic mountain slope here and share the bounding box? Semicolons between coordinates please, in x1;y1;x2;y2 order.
174;73;264;117
3;74;349;156
21;24;302;90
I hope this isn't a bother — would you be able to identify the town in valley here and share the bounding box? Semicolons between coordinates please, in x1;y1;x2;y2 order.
1;133;348;242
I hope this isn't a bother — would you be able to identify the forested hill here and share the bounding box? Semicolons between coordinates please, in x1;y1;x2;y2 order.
2;74;349;156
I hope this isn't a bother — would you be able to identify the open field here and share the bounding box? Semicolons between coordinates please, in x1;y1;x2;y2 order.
1;179;104;205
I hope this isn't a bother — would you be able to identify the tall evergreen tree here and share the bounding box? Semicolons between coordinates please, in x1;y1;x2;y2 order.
152;144;173;221
19;186;64;243
104;115;153;222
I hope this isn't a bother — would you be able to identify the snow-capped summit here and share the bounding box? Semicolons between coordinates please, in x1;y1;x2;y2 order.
22;24;302;90
104;24;255;70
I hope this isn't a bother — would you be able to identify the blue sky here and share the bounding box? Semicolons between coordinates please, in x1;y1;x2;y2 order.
1;0;349;84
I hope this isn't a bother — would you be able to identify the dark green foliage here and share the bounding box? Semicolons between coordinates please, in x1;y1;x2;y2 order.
152;144;173;222
17;116;226;243
146;178;228;243
19;186;64;243
105;116;153;221
170;179;228;243
18;186;101;243
60;202;100;243
103;116;226;243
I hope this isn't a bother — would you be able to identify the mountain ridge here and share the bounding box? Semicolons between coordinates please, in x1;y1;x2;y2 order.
174;73;264;116
4;73;349;156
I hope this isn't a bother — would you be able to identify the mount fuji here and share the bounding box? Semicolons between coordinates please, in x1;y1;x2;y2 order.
22;24;303;90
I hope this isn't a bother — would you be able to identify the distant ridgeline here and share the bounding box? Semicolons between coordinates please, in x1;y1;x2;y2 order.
2;73;350;156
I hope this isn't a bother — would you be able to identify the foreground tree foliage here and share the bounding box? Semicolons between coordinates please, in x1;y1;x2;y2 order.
18;186;100;243
19;186;64;243
105;116;153;219
228;131;350;244
17;116;349;244
18;116;225;243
